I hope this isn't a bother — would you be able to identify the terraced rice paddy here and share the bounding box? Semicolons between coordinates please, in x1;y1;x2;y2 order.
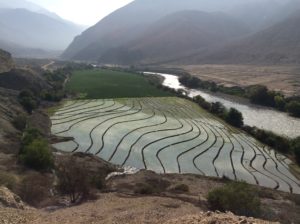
51;97;300;194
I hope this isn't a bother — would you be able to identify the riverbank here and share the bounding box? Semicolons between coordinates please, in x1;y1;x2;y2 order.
145;72;300;138
181;64;300;97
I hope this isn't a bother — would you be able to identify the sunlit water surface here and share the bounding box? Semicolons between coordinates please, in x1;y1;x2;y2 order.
144;72;300;138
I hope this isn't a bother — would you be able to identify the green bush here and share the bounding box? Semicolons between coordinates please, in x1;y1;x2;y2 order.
20;139;53;171
225;108;244;128
291;137;300;165
12;114;27;131
207;182;261;217
286;101;300;117
21;128;42;149
18;90;38;113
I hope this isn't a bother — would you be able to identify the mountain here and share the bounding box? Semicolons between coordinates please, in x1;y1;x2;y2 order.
0;8;83;51
61;0;247;61
0;0;79;25
0;49;14;73
0;39;61;59
62;0;299;62
99;11;250;65
191;10;300;65
229;0;300;31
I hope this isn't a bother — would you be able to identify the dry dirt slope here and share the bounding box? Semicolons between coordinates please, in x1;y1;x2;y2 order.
1;191;276;224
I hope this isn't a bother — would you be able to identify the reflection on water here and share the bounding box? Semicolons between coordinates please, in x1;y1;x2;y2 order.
144;72;300;138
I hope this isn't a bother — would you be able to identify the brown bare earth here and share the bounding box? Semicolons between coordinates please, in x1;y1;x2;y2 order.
1;168;299;224
0;193;278;224
182;64;300;96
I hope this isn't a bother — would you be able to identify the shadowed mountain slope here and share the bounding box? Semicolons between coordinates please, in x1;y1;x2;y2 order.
187;10;300;65
98;11;250;65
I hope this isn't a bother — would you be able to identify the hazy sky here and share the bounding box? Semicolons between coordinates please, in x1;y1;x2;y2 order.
30;0;134;25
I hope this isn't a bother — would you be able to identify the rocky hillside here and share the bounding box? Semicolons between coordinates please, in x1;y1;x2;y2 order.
0;49;14;73
0;68;50;92
189;10;300;65
99;11;250;65
62;0;300;65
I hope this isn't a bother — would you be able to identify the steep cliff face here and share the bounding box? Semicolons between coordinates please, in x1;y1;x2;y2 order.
0;49;14;73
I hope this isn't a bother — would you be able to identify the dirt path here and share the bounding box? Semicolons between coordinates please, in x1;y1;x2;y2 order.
42;61;55;71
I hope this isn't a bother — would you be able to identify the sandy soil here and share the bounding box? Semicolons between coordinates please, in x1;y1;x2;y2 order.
1;193;278;224
181;64;300;96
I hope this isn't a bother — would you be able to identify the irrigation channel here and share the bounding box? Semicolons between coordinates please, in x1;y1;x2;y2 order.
51;97;300;194
144;72;300;138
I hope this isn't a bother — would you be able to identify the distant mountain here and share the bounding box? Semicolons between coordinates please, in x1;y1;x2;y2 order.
0;39;61;59
99;11;250;65
0;48;14;73
0;8;83;51
0;0;81;26
190;10;300;65
229;0;300;31
62;0;300;62
62;0;248;60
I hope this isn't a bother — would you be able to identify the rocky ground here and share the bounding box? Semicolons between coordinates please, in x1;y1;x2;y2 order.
0;188;278;224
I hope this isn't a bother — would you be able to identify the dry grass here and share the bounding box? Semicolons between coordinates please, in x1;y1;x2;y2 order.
181;64;300;96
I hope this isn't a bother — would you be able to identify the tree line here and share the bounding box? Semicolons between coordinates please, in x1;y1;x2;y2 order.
179;75;300;118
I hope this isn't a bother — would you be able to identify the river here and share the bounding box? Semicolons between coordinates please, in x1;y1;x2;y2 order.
144;72;300;138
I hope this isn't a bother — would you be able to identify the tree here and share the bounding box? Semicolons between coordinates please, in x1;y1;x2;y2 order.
20;139;53;171
286;101;300;117
18;89;38;113
291;137;300;165
274;95;286;111
225;108;244;127
56;157;90;203
193;95;211;110
247;85;274;106
210;102;226;116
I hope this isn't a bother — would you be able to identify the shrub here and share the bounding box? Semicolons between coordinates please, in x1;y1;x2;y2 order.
90;174;105;190
291;137;300;165
17;173;51;207
286;101;300;117
12;114;27;131
274;95;286;111
0;171;17;190
193;95;211;110
20;138;53;171
210;102;226;116
172;184;189;193
247;85;274;106
18;90;38;113
207;182;261;217
56;157;91;203
225;108;244;128
134;183;156;195
134;178;171;195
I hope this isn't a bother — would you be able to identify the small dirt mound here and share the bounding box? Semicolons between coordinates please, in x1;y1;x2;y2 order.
163;211;278;224
0;186;25;209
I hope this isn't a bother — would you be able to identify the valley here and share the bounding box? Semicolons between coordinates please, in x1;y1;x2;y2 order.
1;0;300;223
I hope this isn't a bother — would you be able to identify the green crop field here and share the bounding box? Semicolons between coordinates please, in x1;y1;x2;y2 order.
66;69;172;99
